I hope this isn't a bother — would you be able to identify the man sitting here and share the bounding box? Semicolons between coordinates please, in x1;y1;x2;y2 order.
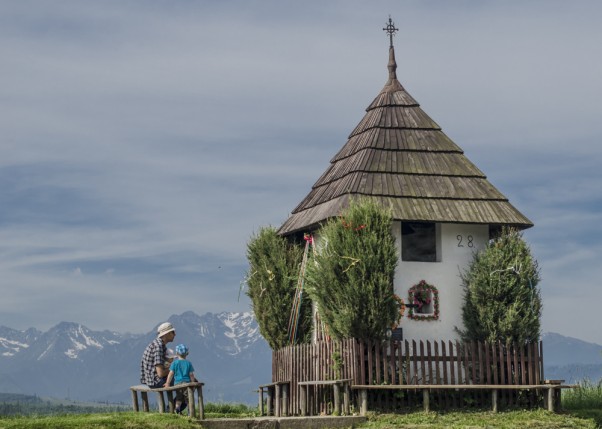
140;322;176;388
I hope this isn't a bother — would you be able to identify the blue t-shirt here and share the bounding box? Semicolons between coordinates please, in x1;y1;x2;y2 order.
169;359;195;384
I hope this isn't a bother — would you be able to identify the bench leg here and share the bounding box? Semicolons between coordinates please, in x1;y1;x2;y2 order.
547;388;555;412
300;386;307;417
156;391;166;413
198;386;205;420
266;387;273;416
492;390;498;413
131;390;139;411
359;389;367;416
141;391;149;412
187;387;195;418
167;391;175;413
343;384;350;415
282;385;289;417
333;383;341;415
259;388;264;415
423;390;430;413
275;384;281;417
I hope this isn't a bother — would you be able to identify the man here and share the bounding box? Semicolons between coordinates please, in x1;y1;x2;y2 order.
140;322;176;388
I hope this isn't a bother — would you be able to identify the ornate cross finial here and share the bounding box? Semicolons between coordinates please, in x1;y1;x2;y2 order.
383;15;398;48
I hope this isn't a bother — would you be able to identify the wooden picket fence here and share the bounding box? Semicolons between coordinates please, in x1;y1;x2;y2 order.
272;338;544;414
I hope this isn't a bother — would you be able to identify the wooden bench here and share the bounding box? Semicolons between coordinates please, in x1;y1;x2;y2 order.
298;379;352;416
130;382;205;419
258;381;290;417
352;383;577;415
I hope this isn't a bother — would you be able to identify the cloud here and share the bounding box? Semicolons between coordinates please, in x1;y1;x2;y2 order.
0;1;601;343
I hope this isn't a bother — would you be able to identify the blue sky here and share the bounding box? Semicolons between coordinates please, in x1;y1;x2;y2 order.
1;1;601;343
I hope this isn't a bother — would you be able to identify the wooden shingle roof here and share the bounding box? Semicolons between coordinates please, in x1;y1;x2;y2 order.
278;37;533;236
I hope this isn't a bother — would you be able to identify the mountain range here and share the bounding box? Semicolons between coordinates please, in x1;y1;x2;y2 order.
0;311;272;404
1;313;600;405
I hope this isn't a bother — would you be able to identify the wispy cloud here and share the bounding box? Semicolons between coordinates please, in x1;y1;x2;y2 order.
1;1;601;342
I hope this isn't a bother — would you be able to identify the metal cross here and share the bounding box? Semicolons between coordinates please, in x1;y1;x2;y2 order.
383;16;398;47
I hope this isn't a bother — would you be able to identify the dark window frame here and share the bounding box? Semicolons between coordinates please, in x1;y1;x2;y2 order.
401;222;439;262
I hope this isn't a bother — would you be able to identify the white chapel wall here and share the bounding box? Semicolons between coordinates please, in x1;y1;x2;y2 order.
393;221;489;342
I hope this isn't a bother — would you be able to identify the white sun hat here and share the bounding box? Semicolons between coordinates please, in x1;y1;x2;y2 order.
157;322;175;337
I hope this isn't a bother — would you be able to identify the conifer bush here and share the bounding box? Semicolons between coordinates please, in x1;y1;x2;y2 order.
305;199;399;340
457;226;542;344
246;227;311;350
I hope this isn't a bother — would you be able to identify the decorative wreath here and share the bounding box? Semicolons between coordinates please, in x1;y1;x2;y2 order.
408;280;440;321
391;294;405;329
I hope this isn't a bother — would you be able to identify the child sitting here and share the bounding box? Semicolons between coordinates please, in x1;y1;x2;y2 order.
164;343;197;414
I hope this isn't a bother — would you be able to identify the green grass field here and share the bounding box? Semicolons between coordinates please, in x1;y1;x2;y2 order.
0;383;600;428
0;409;599;429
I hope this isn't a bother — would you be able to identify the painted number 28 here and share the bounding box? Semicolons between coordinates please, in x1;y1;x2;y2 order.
456;235;474;248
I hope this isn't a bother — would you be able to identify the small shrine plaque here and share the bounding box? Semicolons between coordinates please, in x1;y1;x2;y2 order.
391;328;403;341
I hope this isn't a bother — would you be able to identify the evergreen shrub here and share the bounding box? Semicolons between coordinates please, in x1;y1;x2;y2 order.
246;227;311;350
457;226;542;344
305;199;399;340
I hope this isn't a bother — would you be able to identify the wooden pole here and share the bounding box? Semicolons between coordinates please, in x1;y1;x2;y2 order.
258;388;264;415
547;387;555;412
275;384;281;417
282;384;289;416
266;387;273;415
359;389;367;416
300;385;307;416
333;383;341;415
131;390;139;411
141;391;149;412
156;392;165;413
198;385;205;420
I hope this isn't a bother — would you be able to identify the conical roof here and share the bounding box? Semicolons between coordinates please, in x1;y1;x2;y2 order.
278;27;532;236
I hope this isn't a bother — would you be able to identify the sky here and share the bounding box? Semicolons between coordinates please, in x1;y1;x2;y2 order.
1;1;601;343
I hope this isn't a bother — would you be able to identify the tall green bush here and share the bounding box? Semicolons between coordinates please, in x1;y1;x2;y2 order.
457;227;542;344
305;199;399;340
246;227;311;350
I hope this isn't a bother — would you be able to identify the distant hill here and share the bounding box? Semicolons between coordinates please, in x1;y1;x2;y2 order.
541;332;602;383
542;332;602;366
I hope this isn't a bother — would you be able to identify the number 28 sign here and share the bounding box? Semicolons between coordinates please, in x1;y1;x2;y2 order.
456;234;474;248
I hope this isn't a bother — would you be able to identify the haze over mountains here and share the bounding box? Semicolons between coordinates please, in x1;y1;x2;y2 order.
0;312;600;405
0;312;271;404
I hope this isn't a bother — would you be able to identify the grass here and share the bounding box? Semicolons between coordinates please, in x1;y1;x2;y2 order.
561;380;602;428
0;403;260;428
564;380;602;410
361;410;597;429
203;403;259;418
1;385;601;429
1;409;598;429
0;412;201;429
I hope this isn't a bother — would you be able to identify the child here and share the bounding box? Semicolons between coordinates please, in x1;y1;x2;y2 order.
164;343;197;414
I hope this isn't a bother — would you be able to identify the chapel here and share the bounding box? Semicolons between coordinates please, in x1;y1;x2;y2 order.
277;18;532;342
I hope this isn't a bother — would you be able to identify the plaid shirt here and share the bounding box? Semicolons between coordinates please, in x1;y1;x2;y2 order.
140;337;167;386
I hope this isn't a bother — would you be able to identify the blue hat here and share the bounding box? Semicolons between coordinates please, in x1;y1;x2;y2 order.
175;343;189;356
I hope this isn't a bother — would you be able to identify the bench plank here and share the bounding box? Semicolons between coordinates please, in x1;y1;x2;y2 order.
130;382;204;419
